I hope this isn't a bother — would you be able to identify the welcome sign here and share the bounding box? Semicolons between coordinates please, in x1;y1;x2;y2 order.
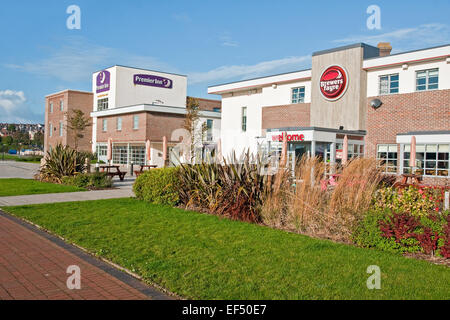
133;74;173;89
96;70;110;93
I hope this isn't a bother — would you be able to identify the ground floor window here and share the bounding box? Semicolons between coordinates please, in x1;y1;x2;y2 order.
377;144;398;173
403;144;449;177
112;146;128;164
96;145;107;157
130;146;145;165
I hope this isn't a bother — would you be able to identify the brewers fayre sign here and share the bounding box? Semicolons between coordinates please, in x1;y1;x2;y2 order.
134;74;173;89
319;65;348;101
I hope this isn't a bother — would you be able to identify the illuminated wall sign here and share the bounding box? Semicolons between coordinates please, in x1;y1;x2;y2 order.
134;74;173;89
319;65;348;101
96;70;110;93
271;132;305;142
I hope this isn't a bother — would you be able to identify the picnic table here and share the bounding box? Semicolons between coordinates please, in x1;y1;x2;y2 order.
134;165;157;177
100;165;127;181
393;173;423;189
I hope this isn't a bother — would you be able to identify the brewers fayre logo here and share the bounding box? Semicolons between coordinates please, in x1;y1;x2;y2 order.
319;66;348;101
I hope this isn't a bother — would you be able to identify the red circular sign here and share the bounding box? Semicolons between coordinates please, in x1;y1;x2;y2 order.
319;66;348;100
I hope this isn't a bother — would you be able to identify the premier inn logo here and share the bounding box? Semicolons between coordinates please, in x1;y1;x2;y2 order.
319;65;348;101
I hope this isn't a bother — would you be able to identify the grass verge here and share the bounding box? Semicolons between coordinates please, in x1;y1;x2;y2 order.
0;178;85;196
3;198;449;300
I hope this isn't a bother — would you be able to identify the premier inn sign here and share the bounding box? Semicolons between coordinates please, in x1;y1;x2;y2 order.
96;70;111;93
134;74;173;89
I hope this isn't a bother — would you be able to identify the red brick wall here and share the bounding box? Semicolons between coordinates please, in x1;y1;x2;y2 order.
262;103;310;129
44;91;93;154
366;89;450;185
96;112;185;144
192;97;221;112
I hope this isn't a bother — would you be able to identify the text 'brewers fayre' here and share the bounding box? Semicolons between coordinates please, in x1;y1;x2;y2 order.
319;65;348;100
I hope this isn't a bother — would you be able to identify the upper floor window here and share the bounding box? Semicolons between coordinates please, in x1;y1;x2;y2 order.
60;100;64;111
133;115;139;130
241;107;247;132
102;119;107;132
416;69;438;91
213;108;221;112
379;74;399;95
116;117;122;131
291;87;305;104
50;103;53;113
98;98;109;111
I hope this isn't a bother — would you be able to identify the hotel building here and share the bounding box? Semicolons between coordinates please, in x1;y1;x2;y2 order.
208;43;450;183
90;65;221;167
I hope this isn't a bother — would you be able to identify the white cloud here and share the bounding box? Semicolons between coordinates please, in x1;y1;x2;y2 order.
0;90;41;123
5;36;178;83
188;55;311;85
333;23;450;50
220;33;239;47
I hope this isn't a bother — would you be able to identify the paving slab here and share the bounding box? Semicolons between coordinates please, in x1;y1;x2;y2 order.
0;211;170;300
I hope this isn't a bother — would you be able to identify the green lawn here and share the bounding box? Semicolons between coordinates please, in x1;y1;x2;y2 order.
3;198;449;299
0;178;85;196
1;154;42;163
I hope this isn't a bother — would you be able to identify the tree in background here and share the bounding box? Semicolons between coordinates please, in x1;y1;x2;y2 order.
32;131;44;149
7;124;16;133
184;97;207;163
66;109;91;151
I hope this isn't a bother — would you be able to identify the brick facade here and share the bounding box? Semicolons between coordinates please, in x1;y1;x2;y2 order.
262;103;310;130
44;90;93;154
194;97;221;112
366;89;450;185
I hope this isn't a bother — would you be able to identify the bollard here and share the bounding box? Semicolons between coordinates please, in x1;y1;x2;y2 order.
445;191;449;211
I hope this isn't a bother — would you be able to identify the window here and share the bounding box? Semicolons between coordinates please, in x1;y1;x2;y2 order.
377;144;398;173
379;74;399;95
102;119;107;132
112;145;128;164
404;144;449;177
241;107;247;132
49;123;53;137
50;103;53;113
130;146;145;165
60;100;64;111
133;115;139;130
116;117;122;131
416;69;439;91
96;145;107;157
59;121;63;137
213;108;221;112
98;98;109;111
291;87;305;103
206;119;213;141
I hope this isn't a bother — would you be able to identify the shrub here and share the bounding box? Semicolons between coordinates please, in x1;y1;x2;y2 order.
133;167;180;206
353;209;450;257
178;151;277;223
374;186;442;217
38;144;87;183
62;172;112;189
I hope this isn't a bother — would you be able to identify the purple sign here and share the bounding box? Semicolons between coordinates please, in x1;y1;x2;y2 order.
133;74;173;89
96;70;110;93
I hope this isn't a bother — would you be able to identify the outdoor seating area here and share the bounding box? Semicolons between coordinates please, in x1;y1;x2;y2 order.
100;165;127;181
134;165;157;177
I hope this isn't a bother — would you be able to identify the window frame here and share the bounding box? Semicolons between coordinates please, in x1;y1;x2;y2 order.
416;68;439;92
97;98;109;111
291;87;305;104
241;107;247;132
60;100;64;111
376;144;398;173
133;115;139;130
403;143;449;177
116;117;122;131
102;119;108;132
378;73;399;95
59;121;63;137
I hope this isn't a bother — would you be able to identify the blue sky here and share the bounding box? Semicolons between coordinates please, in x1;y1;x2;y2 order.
0;0;449;123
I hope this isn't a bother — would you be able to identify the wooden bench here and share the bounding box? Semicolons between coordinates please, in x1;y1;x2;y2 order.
134;165;157;177
100;165;127;181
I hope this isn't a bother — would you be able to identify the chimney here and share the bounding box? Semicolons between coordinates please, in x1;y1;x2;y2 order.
377;42;392;57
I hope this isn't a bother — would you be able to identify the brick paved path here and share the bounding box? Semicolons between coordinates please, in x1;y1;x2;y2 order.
0;212;170;300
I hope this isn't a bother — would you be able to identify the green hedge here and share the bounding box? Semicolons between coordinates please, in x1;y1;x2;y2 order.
62;172;112;190
133;167;180;206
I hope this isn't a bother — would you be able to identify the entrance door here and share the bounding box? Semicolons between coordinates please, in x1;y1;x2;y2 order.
291;142;311;161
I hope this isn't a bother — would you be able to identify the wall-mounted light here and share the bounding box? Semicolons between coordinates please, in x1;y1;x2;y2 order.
370;98;383;109
402;64;408;70
272;84;277;89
